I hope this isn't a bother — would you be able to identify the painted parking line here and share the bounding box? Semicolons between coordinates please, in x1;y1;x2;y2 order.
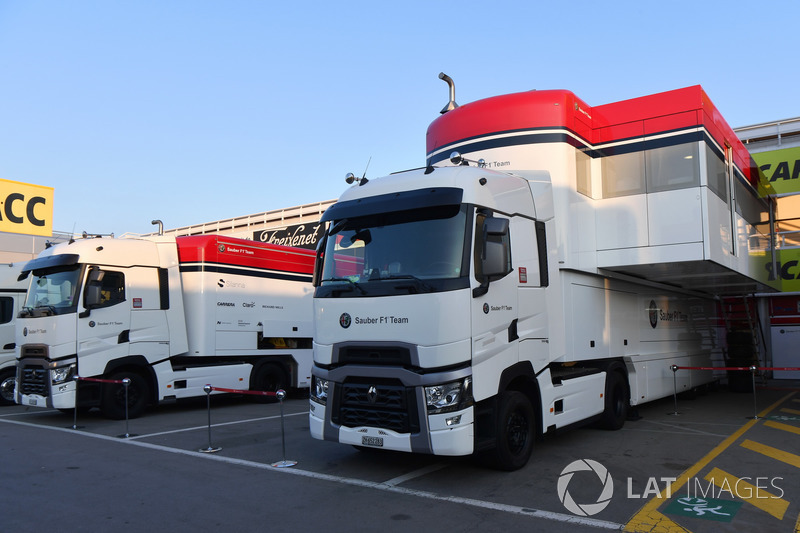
764;420;800;436
383;463;448;486
781;408;800;416
0;408;61;417
740;439;800;469
703;466;789;520
623;391;796;533
128;410;308;439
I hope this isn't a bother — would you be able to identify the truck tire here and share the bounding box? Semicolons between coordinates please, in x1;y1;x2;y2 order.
101;371;150;419
250;362;287;403
489;391;535;471
0;368;15;406
598;370;628;430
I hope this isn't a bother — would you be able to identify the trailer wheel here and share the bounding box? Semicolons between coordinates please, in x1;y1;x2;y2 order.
489;391;535;471
599;370;628;430
250;363;287;403
100;371;150;420
0;368;16;405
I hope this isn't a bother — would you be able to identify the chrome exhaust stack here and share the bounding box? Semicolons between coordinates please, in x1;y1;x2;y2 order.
439;72;459;114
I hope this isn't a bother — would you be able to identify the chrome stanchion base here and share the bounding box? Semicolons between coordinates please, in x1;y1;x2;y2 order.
271;459;297;468
199;446;222;453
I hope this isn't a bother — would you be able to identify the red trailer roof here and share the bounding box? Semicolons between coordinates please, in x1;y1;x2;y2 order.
176;235;315;276
426;86;761;186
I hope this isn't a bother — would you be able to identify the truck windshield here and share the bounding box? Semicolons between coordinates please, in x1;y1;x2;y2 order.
21;265;82;316
317;204;471;297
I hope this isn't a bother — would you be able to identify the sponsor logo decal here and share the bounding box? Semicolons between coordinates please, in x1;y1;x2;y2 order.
339;313;408;327
218;278;246;289
648;300;658;329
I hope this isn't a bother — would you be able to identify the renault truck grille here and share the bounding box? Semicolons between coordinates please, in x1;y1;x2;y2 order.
332;380;419;434
20;366;49;396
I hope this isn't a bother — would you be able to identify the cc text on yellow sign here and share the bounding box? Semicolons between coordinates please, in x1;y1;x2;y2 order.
0;179;53;237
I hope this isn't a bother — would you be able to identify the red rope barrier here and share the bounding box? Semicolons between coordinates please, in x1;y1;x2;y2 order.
673;366;800;372
75;376;125;384
208;386;277;397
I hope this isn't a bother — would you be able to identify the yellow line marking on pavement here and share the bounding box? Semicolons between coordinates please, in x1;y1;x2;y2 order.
704;467;788;520
740;439;800;469
780;408;800;416
624;391;796;533
795;511;800;533
764;420;800;436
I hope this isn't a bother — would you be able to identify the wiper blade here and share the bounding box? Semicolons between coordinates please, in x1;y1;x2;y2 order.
320;277;366;294
384;274;433;293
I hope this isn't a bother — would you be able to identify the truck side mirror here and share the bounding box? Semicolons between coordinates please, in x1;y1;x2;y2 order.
312;235;327;287
82;267;106;313
473;217;511;297
482;217;510;279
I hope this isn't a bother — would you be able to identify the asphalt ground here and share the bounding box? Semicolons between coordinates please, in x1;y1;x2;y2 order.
1;381;799;533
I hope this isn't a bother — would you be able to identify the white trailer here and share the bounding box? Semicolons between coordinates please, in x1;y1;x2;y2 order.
308;81;776;470
16;234;315;418
0;264;26;405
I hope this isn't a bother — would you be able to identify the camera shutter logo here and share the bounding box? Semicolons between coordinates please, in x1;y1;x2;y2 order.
557;459;614;516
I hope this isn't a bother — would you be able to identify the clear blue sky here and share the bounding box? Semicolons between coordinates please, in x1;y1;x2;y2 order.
1;0;798;237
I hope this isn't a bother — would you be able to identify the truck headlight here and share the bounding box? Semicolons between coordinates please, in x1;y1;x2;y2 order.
311;376;329;405
51;364;76;385
425;377;472;414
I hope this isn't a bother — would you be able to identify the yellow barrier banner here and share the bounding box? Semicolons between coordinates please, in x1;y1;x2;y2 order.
0;179;54;236
754;146;800;195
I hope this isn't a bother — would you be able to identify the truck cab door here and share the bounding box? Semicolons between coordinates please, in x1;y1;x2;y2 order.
0;292;20;352
76;267;131;375
470;213;519;399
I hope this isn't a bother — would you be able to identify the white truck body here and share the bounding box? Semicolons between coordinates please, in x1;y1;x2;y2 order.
16;234;315;418
309;84;775;469
0;264;26;405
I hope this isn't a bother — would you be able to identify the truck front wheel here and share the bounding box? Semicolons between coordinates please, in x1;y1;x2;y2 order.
490;391;535;471
0;368;16;405
101;371;151;419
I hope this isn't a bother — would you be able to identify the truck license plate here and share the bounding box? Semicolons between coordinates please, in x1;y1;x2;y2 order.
25;397;38;406
361;436;383;447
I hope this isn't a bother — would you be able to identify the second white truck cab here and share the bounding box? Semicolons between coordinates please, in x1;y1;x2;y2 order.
16;234;315;418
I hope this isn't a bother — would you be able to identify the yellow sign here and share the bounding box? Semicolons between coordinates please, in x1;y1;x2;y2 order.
0;179;54;237
762;247;800;292
753;146;800;195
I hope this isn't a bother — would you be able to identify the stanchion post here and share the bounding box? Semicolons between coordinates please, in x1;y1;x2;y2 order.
199;384;221;453
122;378;131;438
271;389;297;468
668;364;680;416
72;375;80;429
749;366;759;420
114;378;138;438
